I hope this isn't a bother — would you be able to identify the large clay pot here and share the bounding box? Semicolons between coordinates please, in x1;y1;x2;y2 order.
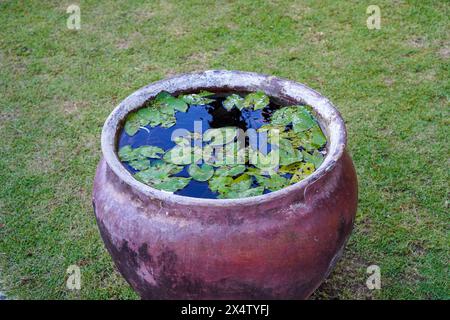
93;70;358;299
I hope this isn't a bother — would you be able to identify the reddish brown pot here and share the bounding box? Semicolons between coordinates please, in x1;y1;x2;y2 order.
93;70;358;299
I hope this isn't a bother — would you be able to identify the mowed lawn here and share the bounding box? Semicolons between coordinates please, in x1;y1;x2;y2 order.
0;0;448;299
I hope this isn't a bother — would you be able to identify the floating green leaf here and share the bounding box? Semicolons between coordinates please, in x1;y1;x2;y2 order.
119;145;164;163
124;92;186;134
173;135;191;145
228;174;252;190
203;127;237;146
134;161;183;184
163;145;202;165
245;166;266;177
148;109;162;127
134;168;164;184
280;149;303;166
215;165;246;177
136;108;153;125
129;159;151;171
243;91;269;110
203;131;241;166
212;142;244;166
223;94;245;111
180;91;215;105
136;146;164;159
302;150;324;169
153;91;172;102
152;91;188;112
159;112;176;128
258;124;286;138
164;96;188;112
271;107;296;126
271;105;316;133
273;138;302;166
163;145;191;165
171;98;188;112
157;161;184;175
255;174;289;191
309;125;327;148
292;106;316;132
217;174;254;198
219;186;264;199
188;163;215;181
124;112;141;136
279;161;305;175
290;162;315;183
118;145;137;162
208;175;233;193
154;177;191;192
282;128;320;152
249;150;278;175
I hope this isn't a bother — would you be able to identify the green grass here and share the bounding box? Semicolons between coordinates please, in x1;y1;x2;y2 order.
0;0;448;299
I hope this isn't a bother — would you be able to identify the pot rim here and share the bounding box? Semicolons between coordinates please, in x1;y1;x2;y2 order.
101;70;347;208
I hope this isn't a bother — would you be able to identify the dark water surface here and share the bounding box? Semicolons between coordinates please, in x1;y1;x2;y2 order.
118;93;283;199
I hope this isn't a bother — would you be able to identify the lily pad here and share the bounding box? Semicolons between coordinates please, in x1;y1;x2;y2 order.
214;165;246;177
227;175;252;191
214;142;243;166
292;107;316;132
245;166;267;177
279;161;305;175
153;91;172;102
136;146;164;159
216;174;253;198
180;91;215;105
153;91;188;112
290;162;315;183
279;149;303;166
173;135;191;145
249;150;279;175
223;94;245;111
154;177;192;192
219;186;264;199
271;106;297;126
258;124;286;138
255;174;289;191
273;139;302;166
118;145;138;162
119;145;164;163
188;163;215;181
309;125;327;148
124;112;141;136
165;96;188;112
129;159;151;171
271;105;316;133
159;112;176;128
243;91;269;110
136;108;153;125
208;175;233;192
302;150;324;169
164;145;202;165
148;109;162;127
203;127;237;146
134;161;183;184
232;173;252;184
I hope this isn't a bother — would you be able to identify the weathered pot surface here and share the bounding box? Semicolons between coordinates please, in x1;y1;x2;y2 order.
93;70;358;299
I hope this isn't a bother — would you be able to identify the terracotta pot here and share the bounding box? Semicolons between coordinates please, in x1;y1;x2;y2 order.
93;70;358;299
